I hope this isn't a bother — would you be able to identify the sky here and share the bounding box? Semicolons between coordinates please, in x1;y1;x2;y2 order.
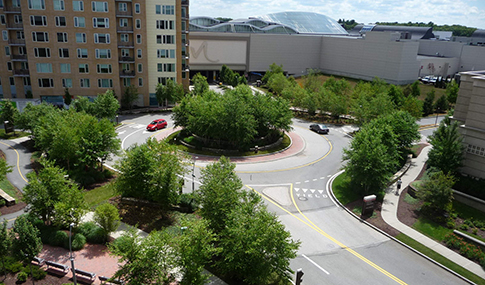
190;0;485;29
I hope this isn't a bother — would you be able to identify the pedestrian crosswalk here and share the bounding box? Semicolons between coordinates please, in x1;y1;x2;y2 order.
294;188;328;199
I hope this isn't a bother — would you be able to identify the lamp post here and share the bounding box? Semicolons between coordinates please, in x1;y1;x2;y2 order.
435;107;440;126
69;223;77;285
192;156;198;192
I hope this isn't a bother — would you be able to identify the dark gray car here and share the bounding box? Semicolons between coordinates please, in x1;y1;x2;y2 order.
310;124;329;134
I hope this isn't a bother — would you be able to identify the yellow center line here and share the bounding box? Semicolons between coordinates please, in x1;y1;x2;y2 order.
246;184;408;285
0;141;28;183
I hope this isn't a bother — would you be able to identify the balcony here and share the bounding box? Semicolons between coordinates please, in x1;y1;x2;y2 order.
3;5;21;13
11;54;27;61
117;41;134;48
6;23;23;30
13;69;29;77
181;0;189;6
117;26;133;33
118;56;135;63
120;70;135;77
116;11;132;17
8;39;26;46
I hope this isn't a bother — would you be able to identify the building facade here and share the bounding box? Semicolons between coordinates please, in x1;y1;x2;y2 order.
0;0;189;106
452;70;485;179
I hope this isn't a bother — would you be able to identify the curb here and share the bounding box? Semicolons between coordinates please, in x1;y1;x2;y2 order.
327;171;477;285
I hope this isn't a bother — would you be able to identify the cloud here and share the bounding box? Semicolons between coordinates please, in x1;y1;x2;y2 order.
190;0;485;29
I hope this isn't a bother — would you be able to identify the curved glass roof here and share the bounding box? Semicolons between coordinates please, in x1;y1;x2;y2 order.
256;12;348;35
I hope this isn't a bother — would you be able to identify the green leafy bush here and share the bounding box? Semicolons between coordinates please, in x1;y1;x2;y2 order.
0;199;5;207
444;233;485;266
52;230;68;247
71;233;86;251
7;261;23;273
178;193;198;213
17;271;28;282
22;264;47;280
78;222;106;244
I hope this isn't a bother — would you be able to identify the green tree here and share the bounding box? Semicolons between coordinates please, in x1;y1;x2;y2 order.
0;158;12;178
92;90;120;121
351;82;394;125
373;111;420;156
217;192;300;284
219;64;232;85
155;79;184;107
446;81;459;105
109;228;178;285
417;170;455;215
25;90;33;99
14;103;58;139
177;218;219;285
12;216;42;285
94;203;120;239
422;89;435;116
261;63;284;84
402;95;423;119
197;157;244;233
192;73;209;96
64;88;72;106
388;85;405;108
427;119;464;175
0;100;19;126
410;81;421;97
267;73;290;96
0;220;12;279
23;160;87;225
343;124;399;194
115;139;188;209
434;95;448;112
121;85;139;110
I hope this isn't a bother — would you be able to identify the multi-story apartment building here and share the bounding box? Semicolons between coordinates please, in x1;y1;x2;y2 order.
0;0;189;107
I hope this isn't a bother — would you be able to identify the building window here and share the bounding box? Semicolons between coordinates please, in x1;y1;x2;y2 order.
23;77;31;86
467;144;485;157
182;72;186;79
74;16;85;27
137;49;142;58
59;48;69;58
135;19;141;29
77;48;88;58
156;5;174;15
156;20;174;30
157;77;175;85
123;78;130;87
181;6;186;18
96;64;111;73
92;1;108;12
157;49;175;58
0;0;3;8
13;0;20;7
76;33;86;43
53;0;64;10
30;15;47;26
122;63;130;71
94;33;110;43
9;77;15;86
32;32;48;42
119;18;128;27
2;31;7;41
181;21;186;31
98;79;113;88
138;77;143;86
57;32;68;42
1;15;6;25
136;34;141;44
93;17;109;28
14;15;22;24
55;16;66;26
62;78;72;88
7;62;12;71
19;46;26;54
60;63;70;73
5;46;10;56
80;78;90;88
137;63;142;73
16;31;24;40
95;48;111;59
121;49;129;57
79;63;89;73
156;35;174;44
73;0;83;11
34;47;50;57
134;3;140;13
28;0;45;9
38;78;54;87
120;34;129;42
36;63;52;73
118;2;127;12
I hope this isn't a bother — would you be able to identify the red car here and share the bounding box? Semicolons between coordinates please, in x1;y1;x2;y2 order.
147;119;167;131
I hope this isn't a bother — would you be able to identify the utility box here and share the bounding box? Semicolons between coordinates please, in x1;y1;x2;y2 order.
362;195;377;216
4;121;14;134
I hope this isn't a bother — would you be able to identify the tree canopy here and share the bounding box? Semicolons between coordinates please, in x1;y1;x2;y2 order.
427;118;465;175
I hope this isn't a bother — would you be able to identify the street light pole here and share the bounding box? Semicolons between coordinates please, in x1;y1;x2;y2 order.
192;156;198;192
69;223;77;285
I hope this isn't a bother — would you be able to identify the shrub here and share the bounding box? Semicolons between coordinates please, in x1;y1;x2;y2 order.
178;193;198;213
71;233;86;251
22;265;47;280
7;261;23;273
52;230;68;247
446;220;455;229
17;271;28;282
78;222;106;244
0;199;5;207
39;226;57;244
460;224;469;231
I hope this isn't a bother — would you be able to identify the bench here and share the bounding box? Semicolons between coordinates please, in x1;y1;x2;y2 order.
32;256;45;266
0;189;15;206
45;260;69;273
99;275;125;284
74;268;96;280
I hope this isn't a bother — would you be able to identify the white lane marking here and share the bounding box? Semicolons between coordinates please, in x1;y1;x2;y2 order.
121;128;146;150
312;179;317;181
302;254;330;275
131;124;146;129
117;130;126;135
304;180;310;183
295;182;301;185
320;177;325;180
327;175;331;177
302;189;308;193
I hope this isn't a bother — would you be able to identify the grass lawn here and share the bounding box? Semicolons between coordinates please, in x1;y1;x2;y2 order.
0;129;30;139
166;131;292;157
84;182;117;208
453;200;485;221
332;172;361;205
412;216;453;241
395;233;485;285
0;176;20;201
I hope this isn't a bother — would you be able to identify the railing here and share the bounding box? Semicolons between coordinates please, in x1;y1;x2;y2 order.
8;39;26;45
6;23;23;29
3;5;21;13
116;10;132;17
117;41;134;48
117;26;133;33
11;54;27;60
13;69;29;76
119;56;135;62
120;70;135;77
181;0;189;5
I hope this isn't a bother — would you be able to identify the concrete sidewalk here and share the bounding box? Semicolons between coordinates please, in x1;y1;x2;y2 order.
381;146;485;280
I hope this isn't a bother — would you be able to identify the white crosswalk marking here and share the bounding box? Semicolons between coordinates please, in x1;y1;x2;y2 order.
294;188;300;191
302;189;308;193
318;190;324;194
310;189;315;193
